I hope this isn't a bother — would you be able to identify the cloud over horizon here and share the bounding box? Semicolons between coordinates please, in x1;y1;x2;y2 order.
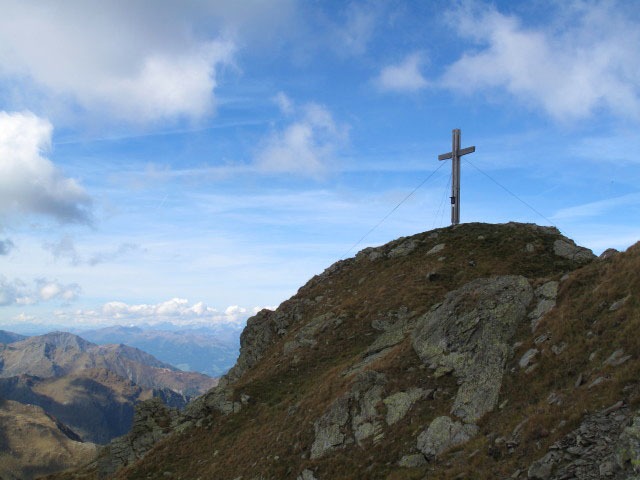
0;276;81;306
43;299;266;328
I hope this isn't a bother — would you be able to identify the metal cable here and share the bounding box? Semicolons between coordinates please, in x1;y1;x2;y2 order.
339;161;447;259
462;158;559;229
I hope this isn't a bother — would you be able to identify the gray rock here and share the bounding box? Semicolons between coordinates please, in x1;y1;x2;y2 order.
599;248;618;260
604;348;632;367
398;453;427;467
609;295;631;312
412;275;532;423
553;239;595;263
616;411;640;473
529;281;559;332
310;371;387;459
528;460;553;479
97;398;180;478
388;239;418;258
551;342;566;355
416;416;478;459
427;243;446;255
310;396;350;459
520;349;539;369
296;469;317;480
383;388;430;425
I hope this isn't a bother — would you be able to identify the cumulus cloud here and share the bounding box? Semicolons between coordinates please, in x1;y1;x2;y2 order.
256;99;348;177
375;53;429;92
0;276;80;306
0;1;237;123
439;2;640;121
0;238;14;255
0;111;92;223
43;235;139;266
56;299;264;328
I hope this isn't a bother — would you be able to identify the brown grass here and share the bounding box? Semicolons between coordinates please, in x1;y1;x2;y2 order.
49;224;639;480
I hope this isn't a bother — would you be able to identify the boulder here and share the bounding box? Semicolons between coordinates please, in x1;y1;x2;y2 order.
416;416;478;459
412;275;533;423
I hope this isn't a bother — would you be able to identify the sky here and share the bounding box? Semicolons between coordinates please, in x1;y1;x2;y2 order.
1;0;639;333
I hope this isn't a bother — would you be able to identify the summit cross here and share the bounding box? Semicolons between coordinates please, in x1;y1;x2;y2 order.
438;129;475;225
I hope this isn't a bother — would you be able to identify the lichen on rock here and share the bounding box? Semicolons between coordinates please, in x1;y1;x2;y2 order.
412;275;533;423
416;416;478;459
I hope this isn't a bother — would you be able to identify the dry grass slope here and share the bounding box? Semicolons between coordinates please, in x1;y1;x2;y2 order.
46;223;639;480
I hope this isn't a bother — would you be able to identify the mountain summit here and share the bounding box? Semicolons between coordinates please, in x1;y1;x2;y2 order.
48;223;639;480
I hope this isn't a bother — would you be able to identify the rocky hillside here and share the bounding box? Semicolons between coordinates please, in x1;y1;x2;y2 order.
0;368;186;444
0;331;217;396
48;223;639;480
0;398;97;480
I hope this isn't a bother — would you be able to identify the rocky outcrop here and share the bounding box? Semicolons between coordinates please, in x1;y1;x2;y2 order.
417;416;479;459
96;398;179;478
529;281;559;332
383;388;431;425
553;239;595;263
412;275;533;424
311;371;387;459
525;402;640;479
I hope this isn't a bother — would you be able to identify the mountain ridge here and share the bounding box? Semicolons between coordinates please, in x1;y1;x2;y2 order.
46;222;640;480
0;331;217;396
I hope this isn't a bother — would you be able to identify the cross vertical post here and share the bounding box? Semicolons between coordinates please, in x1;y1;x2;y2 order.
438;129;475;225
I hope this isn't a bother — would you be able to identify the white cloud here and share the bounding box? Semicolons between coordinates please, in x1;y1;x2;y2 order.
256;101;348;177
52;299;265;328
375;53;429;92
0;2;236;123
274;92;294;115
0;111;92;223
440;2;640;121
0;276;80;306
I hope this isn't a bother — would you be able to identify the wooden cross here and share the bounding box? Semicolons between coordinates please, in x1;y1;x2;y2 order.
438;129;475;225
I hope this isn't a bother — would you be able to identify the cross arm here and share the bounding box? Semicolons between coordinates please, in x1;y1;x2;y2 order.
459;146;475;156
438;145;475;161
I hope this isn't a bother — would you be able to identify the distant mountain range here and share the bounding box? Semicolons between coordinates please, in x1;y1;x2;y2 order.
79;325;240;377
0;331;217;396
0;329;221;478
0;329;26;344
0;368;185;444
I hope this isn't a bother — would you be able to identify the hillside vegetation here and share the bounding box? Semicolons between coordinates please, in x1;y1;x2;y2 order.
48;222;639;480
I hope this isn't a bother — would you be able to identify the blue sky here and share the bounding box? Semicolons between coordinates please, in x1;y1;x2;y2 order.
1;0;639;331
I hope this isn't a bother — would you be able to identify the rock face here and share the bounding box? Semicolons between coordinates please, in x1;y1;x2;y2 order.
96;398;179;478
553;239;595;263
417;416;479;459
525;402;640;479
412;275;533;423
311;371;387;459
